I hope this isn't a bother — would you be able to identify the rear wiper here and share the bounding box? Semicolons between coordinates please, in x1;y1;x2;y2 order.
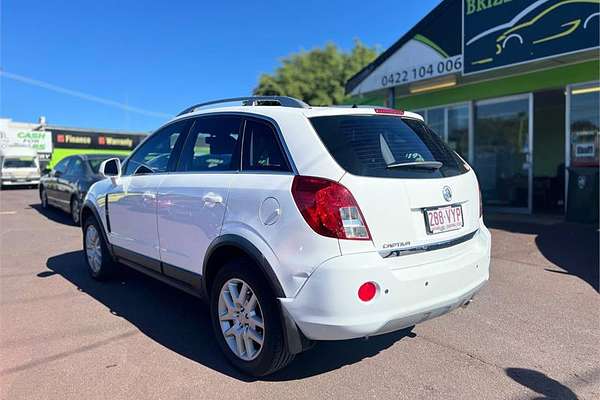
386;161;443;170
386;161;443;169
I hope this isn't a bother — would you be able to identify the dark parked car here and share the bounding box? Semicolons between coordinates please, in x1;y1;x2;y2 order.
39;154;125;225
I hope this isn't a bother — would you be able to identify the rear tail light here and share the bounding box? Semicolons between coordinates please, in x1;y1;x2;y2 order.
291;176;371;240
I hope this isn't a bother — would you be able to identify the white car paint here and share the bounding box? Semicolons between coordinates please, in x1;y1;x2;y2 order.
85;102;490;341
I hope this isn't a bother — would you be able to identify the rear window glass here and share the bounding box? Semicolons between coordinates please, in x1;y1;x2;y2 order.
310;115;468;179
3;158;36;168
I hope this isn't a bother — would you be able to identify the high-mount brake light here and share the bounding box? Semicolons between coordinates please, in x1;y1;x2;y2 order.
374;108;404;115
291;176;371;240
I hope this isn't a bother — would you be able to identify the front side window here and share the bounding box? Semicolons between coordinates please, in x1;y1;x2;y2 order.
310;115;468;179
53;157;72;175
67;157;85;176
242;119;290;172
178;115;242;172
124;119;192;175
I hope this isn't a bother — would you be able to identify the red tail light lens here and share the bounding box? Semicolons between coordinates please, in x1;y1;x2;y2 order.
374;108;404;115
291;176;371;240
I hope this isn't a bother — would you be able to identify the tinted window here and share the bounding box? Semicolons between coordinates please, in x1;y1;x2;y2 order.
124;119;191;175
68;157;85;176
242;119;290;172
53;157;72;174
178;116;242;172
310;115;468;179
2;158;36;168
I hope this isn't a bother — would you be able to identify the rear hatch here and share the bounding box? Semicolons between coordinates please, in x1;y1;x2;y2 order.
1;157;40;181
310;113;480;254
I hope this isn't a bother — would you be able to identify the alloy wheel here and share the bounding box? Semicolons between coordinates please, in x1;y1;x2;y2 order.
218;278;265;361
71;199;80;224
85;225;102;273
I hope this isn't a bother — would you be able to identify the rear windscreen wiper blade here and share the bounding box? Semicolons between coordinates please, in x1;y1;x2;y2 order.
386;161;443;170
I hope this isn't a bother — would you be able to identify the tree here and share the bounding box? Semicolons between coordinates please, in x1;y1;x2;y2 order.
253;40;378;106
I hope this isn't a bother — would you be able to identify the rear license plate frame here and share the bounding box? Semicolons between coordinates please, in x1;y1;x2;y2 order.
423;204;464;234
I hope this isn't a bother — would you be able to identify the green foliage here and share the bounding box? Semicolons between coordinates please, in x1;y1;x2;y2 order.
253;40;378;106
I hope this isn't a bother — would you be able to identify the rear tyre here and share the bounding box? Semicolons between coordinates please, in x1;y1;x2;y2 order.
40;187;48;209
83;216;115;280
71;197;81;226
210;259;294;377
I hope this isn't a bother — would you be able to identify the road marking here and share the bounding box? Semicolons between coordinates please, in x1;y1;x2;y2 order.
0;211;17;215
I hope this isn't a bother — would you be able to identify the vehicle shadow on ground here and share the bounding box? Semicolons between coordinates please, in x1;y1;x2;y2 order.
44;251;414;381
485;218;599;292
506;368;578;399
29;203;76;226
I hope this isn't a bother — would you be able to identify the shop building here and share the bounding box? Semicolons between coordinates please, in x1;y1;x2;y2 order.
346;0;599;219
0;117;147;170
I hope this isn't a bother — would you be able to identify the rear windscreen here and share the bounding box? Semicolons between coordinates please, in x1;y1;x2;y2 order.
310;115;468;179
2;158;36;169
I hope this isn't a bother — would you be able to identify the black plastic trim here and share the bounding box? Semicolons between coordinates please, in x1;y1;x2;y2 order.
163;262;203;290
113;245;161;273
81;200;114;258
117;257;202;299
202;234;286;298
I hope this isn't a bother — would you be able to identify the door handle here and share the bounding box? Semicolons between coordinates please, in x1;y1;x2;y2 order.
202;193;223;205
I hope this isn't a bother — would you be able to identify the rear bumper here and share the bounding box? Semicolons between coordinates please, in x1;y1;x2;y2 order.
280;224;491;340
1;179;39;186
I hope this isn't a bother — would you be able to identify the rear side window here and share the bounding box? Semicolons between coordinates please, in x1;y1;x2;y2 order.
178;115;242;172
310;115;468;179
242;119;290;172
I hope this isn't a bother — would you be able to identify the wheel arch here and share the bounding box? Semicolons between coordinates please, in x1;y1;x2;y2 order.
80;200;114;258
202;235;285;299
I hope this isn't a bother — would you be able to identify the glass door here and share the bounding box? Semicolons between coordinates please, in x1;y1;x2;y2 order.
474;94;532;213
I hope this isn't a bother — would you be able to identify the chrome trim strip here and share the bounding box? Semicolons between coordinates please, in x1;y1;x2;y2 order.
379;229;479;258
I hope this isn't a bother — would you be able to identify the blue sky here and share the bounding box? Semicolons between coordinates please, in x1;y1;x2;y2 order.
1;0;440;131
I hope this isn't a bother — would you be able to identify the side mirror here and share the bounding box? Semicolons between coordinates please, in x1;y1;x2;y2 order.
42;168;52;175
99;158;121;178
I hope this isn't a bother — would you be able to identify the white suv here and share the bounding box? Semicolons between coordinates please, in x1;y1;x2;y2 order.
81;96;491;376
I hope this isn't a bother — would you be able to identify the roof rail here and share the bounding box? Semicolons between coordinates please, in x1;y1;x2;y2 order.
176;96;310;116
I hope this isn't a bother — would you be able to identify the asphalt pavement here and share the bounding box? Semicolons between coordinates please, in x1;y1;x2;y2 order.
1;188;598;400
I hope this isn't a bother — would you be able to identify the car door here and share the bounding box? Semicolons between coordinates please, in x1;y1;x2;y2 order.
107;119;193;268
59;156;84;209
156;115;242;280
47;157;72;207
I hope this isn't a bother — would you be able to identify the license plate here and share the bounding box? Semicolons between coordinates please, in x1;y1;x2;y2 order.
424;205;463;234
16;179;26;182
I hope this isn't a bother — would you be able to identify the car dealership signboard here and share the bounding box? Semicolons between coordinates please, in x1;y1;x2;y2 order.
463;0;600;74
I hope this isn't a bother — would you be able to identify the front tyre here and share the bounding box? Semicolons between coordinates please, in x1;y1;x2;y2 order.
83;216;115;280
71;197;81;225
210;260;294;377
40;187;48;208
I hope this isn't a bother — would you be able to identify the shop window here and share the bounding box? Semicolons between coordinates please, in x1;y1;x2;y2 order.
427;108;445;138
447;105;469;160
570;84;600;167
